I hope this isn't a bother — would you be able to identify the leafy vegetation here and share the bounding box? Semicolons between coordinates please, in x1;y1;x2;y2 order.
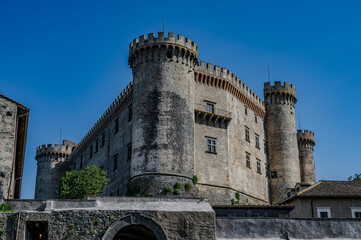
348;173;361;181
184;183;192;192
165;186;174;194
57;165;110;199
0;203;13;212
231;192;241;205
192;175;198;185
175;182;183;190
174;189;181;195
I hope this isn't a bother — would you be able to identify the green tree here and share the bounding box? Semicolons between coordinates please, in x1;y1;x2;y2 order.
57;165;110;199
348;173;361;181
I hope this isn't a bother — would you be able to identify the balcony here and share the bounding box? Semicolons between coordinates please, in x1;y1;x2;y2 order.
194;103;232;128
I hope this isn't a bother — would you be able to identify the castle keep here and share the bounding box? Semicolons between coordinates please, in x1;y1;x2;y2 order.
35;32;316;204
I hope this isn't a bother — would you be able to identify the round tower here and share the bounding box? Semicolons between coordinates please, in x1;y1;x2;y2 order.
128;32;198;195
35;140;76;199
297;130;316;185
264;81;300;203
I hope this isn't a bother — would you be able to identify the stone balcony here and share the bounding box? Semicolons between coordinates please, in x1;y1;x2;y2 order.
194;103;232;128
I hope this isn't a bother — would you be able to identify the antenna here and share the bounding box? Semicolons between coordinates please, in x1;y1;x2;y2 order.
163;15;165;32
59;128;62;146
298;114;302;129
267;65;271;83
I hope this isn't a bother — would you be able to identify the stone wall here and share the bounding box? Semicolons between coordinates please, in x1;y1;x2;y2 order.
216;217;361;239
0;97;17;199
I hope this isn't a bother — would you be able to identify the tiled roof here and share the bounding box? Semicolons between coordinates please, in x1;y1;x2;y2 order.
280;180;361;204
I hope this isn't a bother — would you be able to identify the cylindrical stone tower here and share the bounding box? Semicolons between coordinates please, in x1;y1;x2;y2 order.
264;81;300;203
297;130;316;185
128;32;198;195
35;140;76;199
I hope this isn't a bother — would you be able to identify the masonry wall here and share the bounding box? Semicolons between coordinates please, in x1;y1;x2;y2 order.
194;78;269;205
0;98;17;199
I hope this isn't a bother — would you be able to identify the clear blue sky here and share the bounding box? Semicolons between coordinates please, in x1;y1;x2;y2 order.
1;0;360;199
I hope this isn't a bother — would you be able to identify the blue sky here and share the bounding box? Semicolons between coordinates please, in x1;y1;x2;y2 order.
1;0;360;199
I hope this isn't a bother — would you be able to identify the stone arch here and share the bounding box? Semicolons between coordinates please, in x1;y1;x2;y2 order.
102;213;167;240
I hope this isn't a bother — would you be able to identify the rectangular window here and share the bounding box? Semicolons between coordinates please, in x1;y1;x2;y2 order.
317;208;331;218
206;137;217;153
320;212;328;218
127;143;132;161
89;145;93;159
244;106;248;115
95;139;99;153
113;154;118;171
206;102;215;113
256;160;261;173
245;127;250;142
246;153;251;168
265;165;270;178
101;132;105;147
254;114;258;123
271;171;278;178
128;104;132;122
355;212;361;218
351;208;361;218
114;117;119;134
255;134;260;148
264;141;268;154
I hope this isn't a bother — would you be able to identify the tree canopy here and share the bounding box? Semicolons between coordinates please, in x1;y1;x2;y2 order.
348;173;361;181
57;165;110;199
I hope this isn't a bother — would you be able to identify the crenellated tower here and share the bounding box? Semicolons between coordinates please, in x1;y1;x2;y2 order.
128;32;198;195
264;81;300;203
35;140;76;199
297;130;316;185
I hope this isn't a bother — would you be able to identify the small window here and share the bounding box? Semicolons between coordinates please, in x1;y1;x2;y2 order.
95;139;99;153
89;145;93;159
101;132;105;147
355;212;361;219
206;102;215;113
128;104;132;122
114;117;119;134
25;221;48;240
256;159;261;173
271;171;278;178
254;114;258;123
244;106;248;115
317;208;331;218
206;137;216;153
255;134;260;148
265;165;270;178
351;208;361;218
113;154;118;171
245;127;250;142
246;153;251;168
320;212;328;218
127;143;132;161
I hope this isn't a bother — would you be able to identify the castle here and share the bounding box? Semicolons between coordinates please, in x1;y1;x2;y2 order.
35;32;316;204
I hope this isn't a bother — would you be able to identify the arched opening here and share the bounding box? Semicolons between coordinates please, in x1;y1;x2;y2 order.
113;224;157;240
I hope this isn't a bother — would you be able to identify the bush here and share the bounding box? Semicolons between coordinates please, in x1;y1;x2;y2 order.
192;175;198;185
174;182;183;190
231;192;240;205
143;192;155;197
174;189;181;195
57;165;110;199
0;203;13;212
184;183;192;192
165;186;174;194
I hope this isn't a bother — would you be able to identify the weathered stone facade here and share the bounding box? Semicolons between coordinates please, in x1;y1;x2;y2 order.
0;94;29;199
35;32;316;204
297;130;316;185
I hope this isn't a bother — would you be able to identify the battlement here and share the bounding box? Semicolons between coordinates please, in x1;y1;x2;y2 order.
297;130;315;142
36;139;77;160
129;32;198;55
264;81;296;96
196;61;264;109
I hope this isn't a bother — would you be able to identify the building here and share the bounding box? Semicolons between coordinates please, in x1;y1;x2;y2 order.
35;32;317;204
0;93;29;199
280;180;361;218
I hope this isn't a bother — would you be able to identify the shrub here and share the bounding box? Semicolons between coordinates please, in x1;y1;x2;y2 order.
0;203;13;212
174;189;181;195
165;186;174;194
143;192;155;197
231;192;240;205
175;182;183;190
57;165;110;199
192;175;198;185
184;183;192;192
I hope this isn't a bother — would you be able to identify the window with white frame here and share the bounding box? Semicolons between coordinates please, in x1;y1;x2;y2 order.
206;137;216;153
245;127;250;142
351;208;361;218
246;152;251;168
317;207;331;218
256;159;261;173
255;134;260;148
206;102;215;113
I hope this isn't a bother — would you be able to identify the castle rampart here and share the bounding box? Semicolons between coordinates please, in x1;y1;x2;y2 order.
297;129;316;184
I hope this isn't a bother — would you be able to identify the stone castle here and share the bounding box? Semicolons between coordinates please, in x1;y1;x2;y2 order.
35;32;316;204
